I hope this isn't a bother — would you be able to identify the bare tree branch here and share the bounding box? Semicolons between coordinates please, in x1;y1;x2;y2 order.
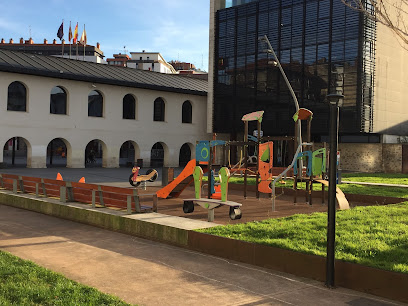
342;0;408;47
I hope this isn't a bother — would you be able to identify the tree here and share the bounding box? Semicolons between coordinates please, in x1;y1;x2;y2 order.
342;0;408;46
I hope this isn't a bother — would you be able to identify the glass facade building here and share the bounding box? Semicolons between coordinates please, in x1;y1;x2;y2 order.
214;0;376;141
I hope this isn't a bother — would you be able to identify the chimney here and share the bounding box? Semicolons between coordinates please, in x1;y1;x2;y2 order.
44;38;48;44
9;38;13;44
53;39;57;44
96;42;100;49
1;38;4;44
25;38;33;44
19;37;23;44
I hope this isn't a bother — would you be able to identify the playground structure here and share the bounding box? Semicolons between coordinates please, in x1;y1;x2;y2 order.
155;108;349;215
129;167;158;187
183;166;242;221
271;108;349;211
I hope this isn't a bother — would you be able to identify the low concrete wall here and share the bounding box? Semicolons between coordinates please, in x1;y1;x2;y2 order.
188;232;408;304
0;191;188;246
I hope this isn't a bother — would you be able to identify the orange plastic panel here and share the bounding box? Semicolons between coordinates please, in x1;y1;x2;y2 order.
258;142;273;193
156;159;197;199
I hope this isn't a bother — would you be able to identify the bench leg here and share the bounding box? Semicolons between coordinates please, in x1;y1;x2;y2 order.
208;209;215;222
153;194;158;212
127;195;132;214
98;186;105;207
41;179;47;197
92;190;96;208
18;176;25;193
35;183;40;197
133;189;141;213
12;180;17;193
60;186;67;203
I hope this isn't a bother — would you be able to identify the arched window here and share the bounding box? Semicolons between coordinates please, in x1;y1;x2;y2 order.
50;86;67;115
153;98;165;122
151;142;164;167
88;90;103;117
182;100;192;123
179;143;191;167
123;94;136;119
7;81;27;112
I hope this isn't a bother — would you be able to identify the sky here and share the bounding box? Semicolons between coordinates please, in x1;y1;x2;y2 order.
0;0;210;71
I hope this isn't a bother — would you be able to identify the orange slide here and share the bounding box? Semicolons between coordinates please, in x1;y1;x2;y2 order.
157;159;204;199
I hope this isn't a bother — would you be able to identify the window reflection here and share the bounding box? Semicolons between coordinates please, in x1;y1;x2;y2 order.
215;0;364;135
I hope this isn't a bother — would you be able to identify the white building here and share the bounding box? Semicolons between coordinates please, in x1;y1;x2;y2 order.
0;49;209;168
127;51;177;74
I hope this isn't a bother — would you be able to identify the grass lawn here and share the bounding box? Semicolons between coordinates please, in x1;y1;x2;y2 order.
205;173;408;198
342;172;408;185
198;202;408;273
0;250;131;305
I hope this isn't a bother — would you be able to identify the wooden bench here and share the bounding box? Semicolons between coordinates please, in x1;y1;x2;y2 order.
0;173;158;214
183;198;242;222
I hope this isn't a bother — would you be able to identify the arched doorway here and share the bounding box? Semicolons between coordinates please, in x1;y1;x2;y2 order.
47;138;68;167
3;137;29;167
179;143;192;167
120;141;138;167
85;140;104;167
151;142;164;167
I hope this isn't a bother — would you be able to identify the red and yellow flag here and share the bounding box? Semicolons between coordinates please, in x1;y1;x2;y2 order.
73;23;78;44
68;22;72;42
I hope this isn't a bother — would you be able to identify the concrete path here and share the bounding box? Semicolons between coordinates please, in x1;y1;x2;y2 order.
342;180;408;188
0;204;401;306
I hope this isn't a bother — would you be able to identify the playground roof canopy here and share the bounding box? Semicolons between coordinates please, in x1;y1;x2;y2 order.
0;49;208;96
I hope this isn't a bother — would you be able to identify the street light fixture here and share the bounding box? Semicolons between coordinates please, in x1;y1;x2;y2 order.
325;93;344;288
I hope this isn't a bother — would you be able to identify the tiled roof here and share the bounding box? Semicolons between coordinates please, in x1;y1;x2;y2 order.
0;49;207;96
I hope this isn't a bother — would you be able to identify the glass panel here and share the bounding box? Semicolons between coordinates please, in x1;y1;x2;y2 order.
88;90;103;117
7;81;26;112
123;94;135;119
153;98;165;121
50;86;67;115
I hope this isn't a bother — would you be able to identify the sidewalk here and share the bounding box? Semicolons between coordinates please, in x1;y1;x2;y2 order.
0;204;401;306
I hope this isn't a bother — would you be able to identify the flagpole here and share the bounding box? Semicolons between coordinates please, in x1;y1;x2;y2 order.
69;21;72;59
61;39;64;58
83;24;86;61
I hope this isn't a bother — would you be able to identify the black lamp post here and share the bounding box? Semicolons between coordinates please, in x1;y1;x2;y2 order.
325;93;343;288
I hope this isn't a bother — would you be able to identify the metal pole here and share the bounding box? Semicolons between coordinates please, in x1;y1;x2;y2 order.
208;141;212;200
256;120;261;199
244;121;248;198
50;140;53;166
12;137;16;165
260;35;302;148
326;101;338;288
